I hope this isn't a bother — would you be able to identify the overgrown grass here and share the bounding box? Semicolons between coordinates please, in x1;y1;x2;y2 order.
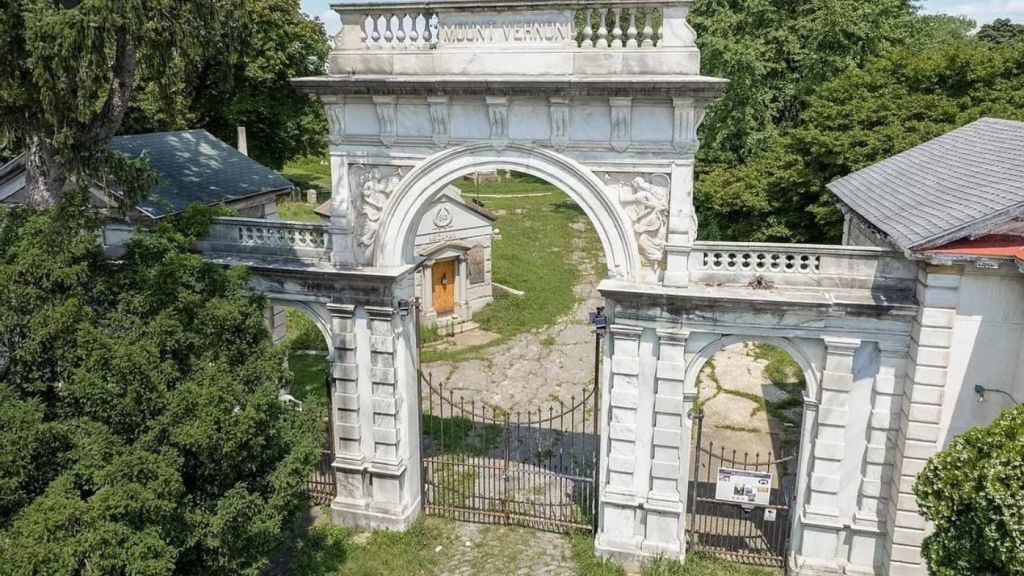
641;554;782;576
281;155;331;194
290;520;455;576
277;200;324;223
422;415;504;456
569;533;625;576
751;343;805;393
287;353;330;403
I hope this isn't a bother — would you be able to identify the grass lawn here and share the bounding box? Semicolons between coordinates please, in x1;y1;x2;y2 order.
422;173;605;363
279;155;331;223
287;518;783;576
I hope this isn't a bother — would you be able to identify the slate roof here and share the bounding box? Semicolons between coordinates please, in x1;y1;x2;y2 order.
107;130;293;218
827;118;1024;252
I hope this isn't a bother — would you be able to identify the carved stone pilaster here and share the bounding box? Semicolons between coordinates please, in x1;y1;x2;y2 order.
854;344;907;530
327;304;366;510
372;95;397;146
485;96;510;149
367;306;401;470
549;96;570;151
609;97;632;152
806;337;860;521
427;95;450;148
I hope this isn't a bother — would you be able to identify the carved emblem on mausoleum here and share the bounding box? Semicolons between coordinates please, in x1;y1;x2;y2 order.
605;173;670;271
433;206;454;230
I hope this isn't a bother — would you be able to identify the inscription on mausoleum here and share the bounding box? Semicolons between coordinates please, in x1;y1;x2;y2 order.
438;13;572;46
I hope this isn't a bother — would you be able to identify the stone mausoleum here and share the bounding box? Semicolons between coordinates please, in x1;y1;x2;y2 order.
318;183;497;329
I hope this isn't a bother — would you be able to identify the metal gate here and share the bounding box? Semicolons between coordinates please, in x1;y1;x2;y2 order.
306;369;337;506
686;410;795;568
420;371;600;532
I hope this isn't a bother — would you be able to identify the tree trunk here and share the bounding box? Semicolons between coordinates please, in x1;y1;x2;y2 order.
23;135;66;210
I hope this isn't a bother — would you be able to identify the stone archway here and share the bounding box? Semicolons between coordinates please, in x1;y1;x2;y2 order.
374;143;642;282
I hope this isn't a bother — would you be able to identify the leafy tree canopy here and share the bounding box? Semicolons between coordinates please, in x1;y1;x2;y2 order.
977;18;1024;46
691;2;1024;242
914;404;1024;576
0;197;321;575
0;0;326;210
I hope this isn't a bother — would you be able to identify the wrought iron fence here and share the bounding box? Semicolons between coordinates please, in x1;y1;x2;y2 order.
420;371;600;533
687;411;795;568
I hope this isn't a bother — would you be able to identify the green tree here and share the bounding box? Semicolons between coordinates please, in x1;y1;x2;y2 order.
0;0;326;210
693;12;1024;243
124;0;329;169
977;18;1024;46
914;404;1024;576
0;198;322;575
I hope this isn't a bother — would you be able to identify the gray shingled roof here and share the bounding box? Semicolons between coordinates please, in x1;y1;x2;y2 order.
107;129;293;218
827;117;1024;251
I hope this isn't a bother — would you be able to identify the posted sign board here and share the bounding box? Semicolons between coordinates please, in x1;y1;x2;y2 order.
714;467;772;506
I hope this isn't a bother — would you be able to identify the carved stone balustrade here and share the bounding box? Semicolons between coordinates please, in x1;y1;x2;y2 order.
327;0;703;77
197;217;333;267
689;242;919;293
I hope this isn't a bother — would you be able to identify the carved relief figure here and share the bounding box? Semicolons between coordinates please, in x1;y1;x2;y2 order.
608;174;670;270
355;166;404;250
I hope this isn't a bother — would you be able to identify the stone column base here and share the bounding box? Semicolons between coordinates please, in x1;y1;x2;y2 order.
330;496;421;532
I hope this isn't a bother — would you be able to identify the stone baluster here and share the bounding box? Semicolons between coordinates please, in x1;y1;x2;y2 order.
382;14;395;48
656;7;664;45
370;15;382;48
641;7;655;47
806;337;861;521
596;9;609;48
581;8;594;48
408;13;419;47
422;13;433;45
360;14;368;47
395;13;407;46
611;8;624;48
626;9;638;48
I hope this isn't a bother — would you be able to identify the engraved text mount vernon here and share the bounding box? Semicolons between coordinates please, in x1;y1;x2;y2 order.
438;14;572;46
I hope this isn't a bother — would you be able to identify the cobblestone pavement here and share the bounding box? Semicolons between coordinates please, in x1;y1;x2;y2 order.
422;224;604;414
435;521;575;576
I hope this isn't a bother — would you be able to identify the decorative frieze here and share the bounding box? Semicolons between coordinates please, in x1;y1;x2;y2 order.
426;95;450;148
549;96;570;152
672;97;705;152
485;96;510;148
324;97;345;145
609;97;632;152
372;95;397;146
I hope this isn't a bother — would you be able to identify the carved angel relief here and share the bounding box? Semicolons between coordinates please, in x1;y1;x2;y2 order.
605;173;670;271
352;165;405;256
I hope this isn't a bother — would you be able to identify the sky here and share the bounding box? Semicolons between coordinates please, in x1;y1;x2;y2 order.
301;0;1024;36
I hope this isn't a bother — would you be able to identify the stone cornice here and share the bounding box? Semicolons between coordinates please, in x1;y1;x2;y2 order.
292;75;728;99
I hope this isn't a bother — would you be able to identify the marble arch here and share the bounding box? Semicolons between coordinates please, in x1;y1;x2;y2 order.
374;143;641;279
193;1;943;574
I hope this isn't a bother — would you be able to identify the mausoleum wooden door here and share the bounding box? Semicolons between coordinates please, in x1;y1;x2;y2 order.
432;260;456;315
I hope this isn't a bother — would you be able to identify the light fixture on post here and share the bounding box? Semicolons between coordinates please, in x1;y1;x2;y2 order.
397;299;411;318
974;384;1021;405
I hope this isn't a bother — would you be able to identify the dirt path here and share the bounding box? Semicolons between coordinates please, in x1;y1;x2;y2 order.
421;224;603;414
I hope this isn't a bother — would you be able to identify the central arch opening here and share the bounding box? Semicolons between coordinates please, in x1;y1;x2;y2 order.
410;168;610;534
685;337;815;568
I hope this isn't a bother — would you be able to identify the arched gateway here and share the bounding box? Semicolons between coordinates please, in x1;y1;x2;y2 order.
198;1;933;574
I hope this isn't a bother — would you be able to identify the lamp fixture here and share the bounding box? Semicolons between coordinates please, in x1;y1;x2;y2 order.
974;384;1020;405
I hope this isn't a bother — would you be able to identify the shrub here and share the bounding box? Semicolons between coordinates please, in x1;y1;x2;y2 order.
914;404;1024;576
